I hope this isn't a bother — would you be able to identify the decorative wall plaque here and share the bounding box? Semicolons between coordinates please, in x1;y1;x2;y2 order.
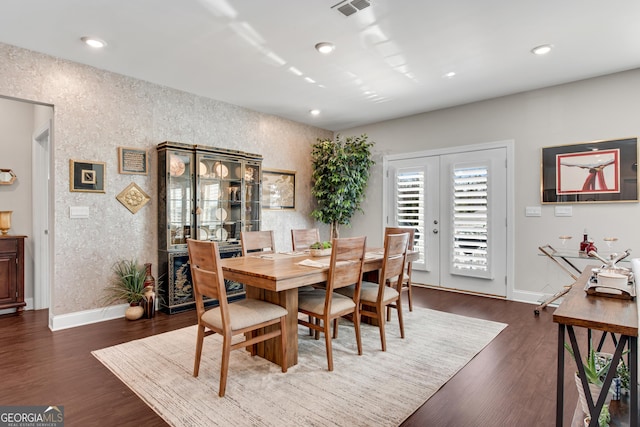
116;182;151;214
118;147;148;175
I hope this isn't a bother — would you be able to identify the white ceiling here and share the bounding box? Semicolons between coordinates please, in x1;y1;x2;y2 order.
1;0;639;131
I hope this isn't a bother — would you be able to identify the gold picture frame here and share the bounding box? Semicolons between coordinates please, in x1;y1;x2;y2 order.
70;159;105;193
262;169;296;210
118;147;148;175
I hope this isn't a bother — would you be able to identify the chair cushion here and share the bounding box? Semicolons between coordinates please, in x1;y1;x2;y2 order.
298;289;355;315
336;281;399;303
201;298;287;331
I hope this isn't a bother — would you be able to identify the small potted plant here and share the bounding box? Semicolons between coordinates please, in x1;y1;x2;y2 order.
103;259;147;320
565;341;614;421
309;241;332;257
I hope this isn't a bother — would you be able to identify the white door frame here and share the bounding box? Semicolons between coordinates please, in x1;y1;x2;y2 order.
32;120;52;311
382;140;515;300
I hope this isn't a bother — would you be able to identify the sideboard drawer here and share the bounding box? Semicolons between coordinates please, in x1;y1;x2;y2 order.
0;239;16;253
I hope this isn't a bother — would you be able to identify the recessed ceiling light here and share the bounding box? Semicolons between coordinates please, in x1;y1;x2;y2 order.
443;71;456;79
309;109;321;116
81;36;107;49
531;44;553;55
315;42;335;54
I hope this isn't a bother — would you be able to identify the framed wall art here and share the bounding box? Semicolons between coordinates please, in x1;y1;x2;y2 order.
118;147;148;175
70;159;106;193
541;137;638;204
262;169;295;210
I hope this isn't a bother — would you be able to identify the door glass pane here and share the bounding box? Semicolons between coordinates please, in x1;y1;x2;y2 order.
451;165;490;277
396;168;425;265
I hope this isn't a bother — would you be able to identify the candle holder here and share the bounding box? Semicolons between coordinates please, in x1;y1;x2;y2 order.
0;211;12;235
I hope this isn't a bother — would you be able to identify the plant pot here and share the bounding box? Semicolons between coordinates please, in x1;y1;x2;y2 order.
575;373;611;417
125;303;144;321
310;248;331;257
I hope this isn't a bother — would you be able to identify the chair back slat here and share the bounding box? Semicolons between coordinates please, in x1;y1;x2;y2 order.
329;236;367;291
380;233;409;291
187;239;228;319
385;226;415;250
241;230;276;256
291;228;321;251
191;265;224;302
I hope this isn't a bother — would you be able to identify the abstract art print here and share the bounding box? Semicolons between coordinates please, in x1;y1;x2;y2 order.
541;137;638;204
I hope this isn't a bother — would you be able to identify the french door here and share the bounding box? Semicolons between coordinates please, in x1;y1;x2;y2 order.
386;146;509;297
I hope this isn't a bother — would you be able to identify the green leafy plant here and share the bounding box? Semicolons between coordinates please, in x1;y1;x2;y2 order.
103;259;147;305
311;134;375;238
598;403;610;427
564;342;612;386
616;358;630;390
310;241;332;249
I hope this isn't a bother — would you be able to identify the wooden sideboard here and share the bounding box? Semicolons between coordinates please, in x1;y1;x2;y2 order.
0;235;26;312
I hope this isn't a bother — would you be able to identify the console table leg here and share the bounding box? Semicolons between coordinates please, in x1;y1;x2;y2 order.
557;324;565;427
630;336;638;427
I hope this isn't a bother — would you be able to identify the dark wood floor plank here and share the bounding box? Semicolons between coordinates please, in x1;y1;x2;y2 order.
0;287;586;426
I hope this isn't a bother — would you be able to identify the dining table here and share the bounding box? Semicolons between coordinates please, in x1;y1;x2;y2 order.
219;248;417;368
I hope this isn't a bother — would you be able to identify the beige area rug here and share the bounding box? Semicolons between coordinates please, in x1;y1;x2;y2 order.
92;308;506;427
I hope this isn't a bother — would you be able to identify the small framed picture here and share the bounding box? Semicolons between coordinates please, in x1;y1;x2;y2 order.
70;159;106;193
262;169;296;210
118;147;148;175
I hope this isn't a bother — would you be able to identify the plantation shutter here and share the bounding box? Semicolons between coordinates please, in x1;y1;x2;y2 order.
451;163;491;278
395;167;425;266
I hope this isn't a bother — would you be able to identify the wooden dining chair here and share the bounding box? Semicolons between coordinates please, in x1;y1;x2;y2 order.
336;232;409;352
291;228;321;251
240;230;275;256
187;238;288;397
384;226;416;316
297;236;367;371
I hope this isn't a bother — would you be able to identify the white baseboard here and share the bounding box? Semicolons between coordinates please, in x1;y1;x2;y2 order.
50;304;127;331
511;289;564;308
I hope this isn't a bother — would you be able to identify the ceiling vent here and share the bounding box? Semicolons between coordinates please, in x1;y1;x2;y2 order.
332;0;371;17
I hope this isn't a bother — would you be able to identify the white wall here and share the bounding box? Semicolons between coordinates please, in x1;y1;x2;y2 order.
0;97;34;303
338;69;640;301
0;42;332;323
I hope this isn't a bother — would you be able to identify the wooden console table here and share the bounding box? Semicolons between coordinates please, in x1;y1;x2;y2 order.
553;265;638;427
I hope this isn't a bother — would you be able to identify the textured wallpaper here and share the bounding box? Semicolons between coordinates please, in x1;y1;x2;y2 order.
0;42;332;316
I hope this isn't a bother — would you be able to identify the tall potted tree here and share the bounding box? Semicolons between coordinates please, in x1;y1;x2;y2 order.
310;134;374;238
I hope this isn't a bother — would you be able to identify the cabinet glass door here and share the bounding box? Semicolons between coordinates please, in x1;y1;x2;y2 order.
196;155;242;243
167;150;193;248
244;163;261;232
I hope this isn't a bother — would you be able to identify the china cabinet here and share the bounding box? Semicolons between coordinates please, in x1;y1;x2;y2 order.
157;141;262;313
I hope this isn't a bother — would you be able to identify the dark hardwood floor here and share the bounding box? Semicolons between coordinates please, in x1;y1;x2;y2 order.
0;287;589;426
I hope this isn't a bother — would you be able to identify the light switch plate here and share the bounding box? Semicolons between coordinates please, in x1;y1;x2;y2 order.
70;206;89;219
554;206;573;217
525;206;542;217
